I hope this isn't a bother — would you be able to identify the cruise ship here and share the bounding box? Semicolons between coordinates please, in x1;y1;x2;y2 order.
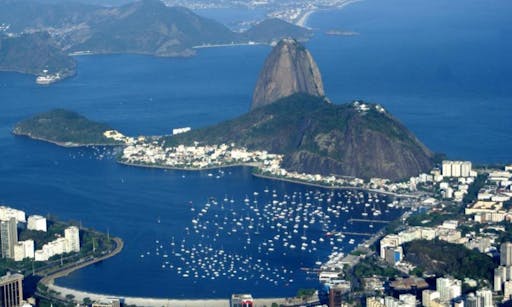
36;72;61;85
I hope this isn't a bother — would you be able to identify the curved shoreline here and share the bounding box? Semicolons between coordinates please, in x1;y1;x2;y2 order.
12;131;121;148
119;161;419;199
117;160;260;172
40;236;286;306
252;172;420;198
296;0;363;28
40;237;124;286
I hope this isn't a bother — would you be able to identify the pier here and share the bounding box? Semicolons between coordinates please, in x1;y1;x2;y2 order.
337;231;374;237
348;218;391;224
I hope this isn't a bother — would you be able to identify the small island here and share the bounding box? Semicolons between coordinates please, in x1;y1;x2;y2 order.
12;109;124;147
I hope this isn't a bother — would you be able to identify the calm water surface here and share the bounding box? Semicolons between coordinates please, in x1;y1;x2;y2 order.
0;0;510;298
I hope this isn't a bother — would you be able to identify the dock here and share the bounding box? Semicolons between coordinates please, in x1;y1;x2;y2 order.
348;218;391;224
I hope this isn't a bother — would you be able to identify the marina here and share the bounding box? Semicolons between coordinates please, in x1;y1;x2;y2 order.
137;185;404;289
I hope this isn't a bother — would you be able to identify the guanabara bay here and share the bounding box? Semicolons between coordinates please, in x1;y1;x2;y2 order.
1;0;511;306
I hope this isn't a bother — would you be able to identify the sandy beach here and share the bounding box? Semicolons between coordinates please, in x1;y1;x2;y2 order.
46;284;286;307
296;0;363;28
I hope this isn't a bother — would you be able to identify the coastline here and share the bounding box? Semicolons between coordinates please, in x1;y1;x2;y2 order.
15;132;421;199
40;235;284;306
296;0;363;28
296;9;316;28
12;131;122;148
117;160;260;172
44;282;286;307
192;42;265;49
119;160;419;199
252;172;420;199
40;237;124;286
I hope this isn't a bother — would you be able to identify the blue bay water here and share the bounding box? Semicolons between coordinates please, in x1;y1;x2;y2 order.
0;0;510;299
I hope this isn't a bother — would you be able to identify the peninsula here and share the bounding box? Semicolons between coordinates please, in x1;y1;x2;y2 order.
14;39;435;193
12;109;124;147
0;32;76;84
163;39;434;181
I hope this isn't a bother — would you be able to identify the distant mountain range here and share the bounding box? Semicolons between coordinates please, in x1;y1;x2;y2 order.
0;0;312;79
11;37;436;181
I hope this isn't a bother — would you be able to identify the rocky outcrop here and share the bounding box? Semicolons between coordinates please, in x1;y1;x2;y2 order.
170;94;434;181
251;39;324;110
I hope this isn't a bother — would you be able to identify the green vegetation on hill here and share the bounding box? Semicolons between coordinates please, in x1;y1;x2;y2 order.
0;0;313;61
243;18;312;43
70;0;237;56
0;32;76;76
165;93;434;180
13;109;122;146
0;0;98;33
403;239;497;282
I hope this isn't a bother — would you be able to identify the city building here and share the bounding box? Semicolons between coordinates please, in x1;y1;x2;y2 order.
390;277;429;294
504;281;512;302
436;277;461;303
380;235;401;259
501;242;512;266
422;290;441;307
442;161;473;178
64;226;80;253
494;267;503;292
0;273;23;307
0;218;17;259
475;288;493;307
367;297;385;307
34;226;80;262
13;240;34;262
399;294;416;307
92;298;121;307
384;246;403;265
27;215;47;232
0;207;26;223
465;293;477;307
329;284;349;307
384;296;414;307
231;294;253;307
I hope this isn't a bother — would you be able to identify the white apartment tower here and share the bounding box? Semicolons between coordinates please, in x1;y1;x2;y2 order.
442;161;452;177
436;277;461;303
441;160;473;178
0;218;18;259
501;242;512;266
476;288;493;307
64;226;80;253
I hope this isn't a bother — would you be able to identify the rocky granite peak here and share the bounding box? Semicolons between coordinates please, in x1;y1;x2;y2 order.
251;38;325;110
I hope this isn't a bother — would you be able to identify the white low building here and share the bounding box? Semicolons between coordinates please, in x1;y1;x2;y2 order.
34;250;48;261
34;226;80;262
0;206;26;223
27;215;47;232
13;240;34;261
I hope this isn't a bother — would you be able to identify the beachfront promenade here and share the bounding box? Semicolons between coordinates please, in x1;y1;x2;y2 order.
45;284;286;307
39;237;286;306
